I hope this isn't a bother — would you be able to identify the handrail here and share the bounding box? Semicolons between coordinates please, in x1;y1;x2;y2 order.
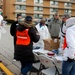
0;62;14;75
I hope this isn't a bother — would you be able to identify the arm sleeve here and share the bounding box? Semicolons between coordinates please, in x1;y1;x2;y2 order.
10;22;15;36
48;23;51;33
29;27;40;43
45;26;51;39
66;29;75;59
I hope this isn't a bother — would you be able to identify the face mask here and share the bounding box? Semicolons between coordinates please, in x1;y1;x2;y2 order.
0;12;2;15
18;19;23;23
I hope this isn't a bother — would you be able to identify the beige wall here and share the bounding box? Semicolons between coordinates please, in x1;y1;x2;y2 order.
0;0;3;6
26;6;34;14
26;0;34;5
58;10;64;15
3;0;75;21
71;11;75;16
3;0;15;20
43;0;50;16
58;2;64;9
9;0;15;20
43;8;50;15
3;0;10;19
43;0;50;7
43;15;50;18
72;4;75;10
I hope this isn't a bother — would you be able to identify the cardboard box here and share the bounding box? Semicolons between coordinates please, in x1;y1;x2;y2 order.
43;39;59;51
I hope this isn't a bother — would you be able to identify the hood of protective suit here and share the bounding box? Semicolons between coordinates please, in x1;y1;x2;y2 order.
0;15;3;25
66;17;75;28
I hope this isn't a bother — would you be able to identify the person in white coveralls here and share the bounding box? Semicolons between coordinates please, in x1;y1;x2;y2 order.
0;7;6;39
62;17;75;75
0;7;3;39
34;19;51;49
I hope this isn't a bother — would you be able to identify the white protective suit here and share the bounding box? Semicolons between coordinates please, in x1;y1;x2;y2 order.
0;15;3;39
63;17;75;61
35;23;51;49
0;15;6;39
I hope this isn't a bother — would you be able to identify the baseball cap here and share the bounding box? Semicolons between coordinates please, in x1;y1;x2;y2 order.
62;13;71;19
25;16;32;21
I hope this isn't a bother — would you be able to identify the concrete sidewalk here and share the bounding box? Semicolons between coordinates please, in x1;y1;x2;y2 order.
0;25;21;75
0;25;37;75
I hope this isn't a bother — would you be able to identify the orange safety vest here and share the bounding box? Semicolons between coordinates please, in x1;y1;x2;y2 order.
63;36;67;50
16;29;30;45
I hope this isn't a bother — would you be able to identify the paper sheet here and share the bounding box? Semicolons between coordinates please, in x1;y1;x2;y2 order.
33;49;50;54
55;56;63;61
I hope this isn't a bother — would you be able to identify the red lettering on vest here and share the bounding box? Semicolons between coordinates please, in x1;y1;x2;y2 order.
16;29;30;45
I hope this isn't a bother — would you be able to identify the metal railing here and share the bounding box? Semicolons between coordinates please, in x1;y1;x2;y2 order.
0;61;14;75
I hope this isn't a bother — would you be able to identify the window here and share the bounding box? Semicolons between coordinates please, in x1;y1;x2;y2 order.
16;0;22;2
34;7;43;11
64;9;71;14
50;1;58;6
20;5;26;10
21;13;26;18
64;2;72;7
50;8;58;13
15;5;20;10
15;5;26;10
15;13;26;18
50;15;53;18
34;0;43;4
16;0;26;2
34;14;43;19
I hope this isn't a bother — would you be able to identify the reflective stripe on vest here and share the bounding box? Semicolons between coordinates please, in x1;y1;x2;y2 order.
16;29;30;45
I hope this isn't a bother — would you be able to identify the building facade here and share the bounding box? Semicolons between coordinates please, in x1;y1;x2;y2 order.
0;0;3;7
3;0;75;21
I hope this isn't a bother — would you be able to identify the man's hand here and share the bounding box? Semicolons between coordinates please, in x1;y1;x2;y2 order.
36;32;39;35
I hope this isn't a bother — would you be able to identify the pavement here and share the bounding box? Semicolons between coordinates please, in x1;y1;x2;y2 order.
0;25;37;75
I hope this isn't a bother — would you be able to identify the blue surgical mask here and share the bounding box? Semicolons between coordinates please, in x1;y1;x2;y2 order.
0;12;2;15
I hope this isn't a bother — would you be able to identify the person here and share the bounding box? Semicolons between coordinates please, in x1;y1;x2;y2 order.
10;13;22;61
0;7;7;26
0;7;3;39
0;7;3;26
48;13;62;39
10;13;22;42
60;13;71;38
0;7;6;39
45;18;51;27
59;13;71;52
14;16;40;75
0;8;3;25
62;17;75;75
34;18;51;49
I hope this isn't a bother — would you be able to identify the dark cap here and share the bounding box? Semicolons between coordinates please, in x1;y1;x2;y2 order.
62;13;71;19
17;13;22;18
25;16;32;21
